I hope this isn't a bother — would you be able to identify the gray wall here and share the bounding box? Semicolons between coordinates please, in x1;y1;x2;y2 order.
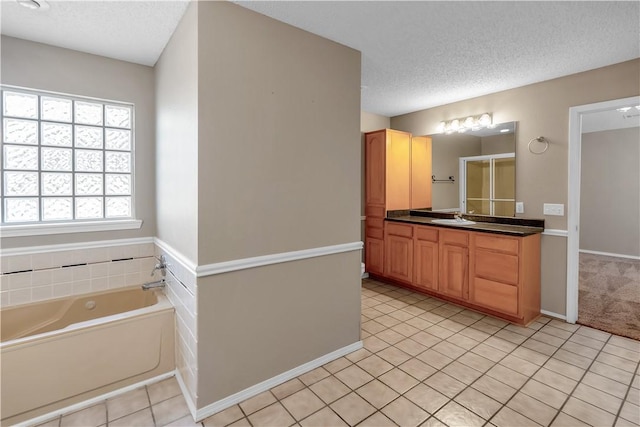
580;127;640;257
391;58;640;315
0;36;156;247
155;2;199;263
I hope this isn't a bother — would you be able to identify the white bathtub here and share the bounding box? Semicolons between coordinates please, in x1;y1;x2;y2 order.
0;286;175;425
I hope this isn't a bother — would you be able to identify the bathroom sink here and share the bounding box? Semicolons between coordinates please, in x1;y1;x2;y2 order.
431;218;477;226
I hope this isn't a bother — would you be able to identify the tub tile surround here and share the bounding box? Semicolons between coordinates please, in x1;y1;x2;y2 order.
33;278;640;427
0;241;159;308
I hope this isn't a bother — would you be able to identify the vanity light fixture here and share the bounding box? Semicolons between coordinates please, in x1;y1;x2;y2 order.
437;113;493;134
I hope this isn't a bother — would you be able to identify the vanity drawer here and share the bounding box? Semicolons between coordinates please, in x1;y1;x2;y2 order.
474;234;519;255
474;249;519;285
367;217;385;230
415;226;438;242
386;222;413;238
472;277;518;316
440;229;469;247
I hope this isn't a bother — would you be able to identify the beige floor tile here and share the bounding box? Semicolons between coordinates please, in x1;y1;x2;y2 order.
398;357;436;381
432;340;466;359
438;319;466;333
626;386;639;403
471;342;507;362
148;377;182;405
590;361;635;384
355;379;400;409
457;351;494;373
334;364;374;389
495;329;528;345
61;403;106;427
615;417;640;427
271;378;306;400
504;323;536;337
531;331;566;348
152;394;190;426
576;326;611;342
446;333;479;350
417;348;454;370
381;396;429;427
357;354;394;377
248;402;295;427
202;405;244;427
510;346;549;366
345;348;371;363
435;401;485;427
544;358;586;381
609;335;640;353
459;327;491;342
500;354;539;376
550;412;591;427
109;408;154;427
539;324;573;340
376;314;402;328
603;343;640;363
620;401;640;424
442;361;482;385
507;392;557;426
162;414;200;427
532;368;577;394
421;417;448;427
238;391;277;415
424;372;466;398
491;406;541;427
562;397;616;426
391;322;420;337
419;312;446;325
299;407;347;427
107;387;150;421
376;328;406;345
362;336;390;353
226;418;251;427
376;345;412;365
471;375;516;404
554;349;593;369
411;331;442;348
404;383;449;414
486;364;528;389
425;324;456;339
395;338;428;356
521;338;557;356
330;392;376;426
405;316;433;330
309;376;350;404
454;387;501;419
582;371;629;398
322;356;352;374
357;411;396;427
521;379;568;409
379;368;419;394
484;336;518;353
299;367;331;386
280;388;325;421
471;321;501;335
561;340;600;359
572;383;623;414
362;320;386;334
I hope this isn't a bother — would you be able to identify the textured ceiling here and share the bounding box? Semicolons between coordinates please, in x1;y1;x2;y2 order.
1;1;638;117
234;1;640;116
0;0;189;66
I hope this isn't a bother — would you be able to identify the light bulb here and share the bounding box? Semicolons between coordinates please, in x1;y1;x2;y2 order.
450;119;460;131
436;121;446;133
478;113;492;127
463;117;475;128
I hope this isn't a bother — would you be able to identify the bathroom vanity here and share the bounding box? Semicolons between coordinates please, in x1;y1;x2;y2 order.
364;128;544;325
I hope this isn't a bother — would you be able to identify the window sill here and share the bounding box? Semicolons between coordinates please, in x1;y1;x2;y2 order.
0;219;143;238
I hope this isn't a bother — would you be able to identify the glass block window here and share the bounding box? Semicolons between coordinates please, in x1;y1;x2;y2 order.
1;87;134;224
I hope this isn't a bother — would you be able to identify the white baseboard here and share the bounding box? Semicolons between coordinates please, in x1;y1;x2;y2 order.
19;371;175;427
194;341;363;421
579;249;640;260
542;229;568;237
541;309;567;321
175;370;198;422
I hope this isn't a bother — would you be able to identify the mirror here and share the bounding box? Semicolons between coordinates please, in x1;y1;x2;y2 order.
426;121;516;216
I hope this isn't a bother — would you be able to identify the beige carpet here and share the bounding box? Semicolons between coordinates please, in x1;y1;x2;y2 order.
578;252;640;340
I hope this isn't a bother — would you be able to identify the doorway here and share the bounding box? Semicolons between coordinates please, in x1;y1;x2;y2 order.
566;96;640;332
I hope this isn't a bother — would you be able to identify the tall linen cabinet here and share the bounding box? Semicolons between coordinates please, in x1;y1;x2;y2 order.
364;129;432;276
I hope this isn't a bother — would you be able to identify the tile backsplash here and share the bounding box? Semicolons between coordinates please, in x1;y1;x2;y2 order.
0;241;160;307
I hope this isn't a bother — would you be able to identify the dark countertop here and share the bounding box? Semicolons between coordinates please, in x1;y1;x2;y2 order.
386;210;544;236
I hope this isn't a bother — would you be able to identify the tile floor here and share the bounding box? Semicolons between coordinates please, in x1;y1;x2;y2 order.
37;278;640;427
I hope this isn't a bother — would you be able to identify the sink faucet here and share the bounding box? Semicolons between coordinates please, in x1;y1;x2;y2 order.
151;255;168;277
453;212;463;221
142;279;166;290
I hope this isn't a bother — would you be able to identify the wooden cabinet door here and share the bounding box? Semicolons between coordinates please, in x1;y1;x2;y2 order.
439;244;468;300
411;135;432;209
366;238;384;275
414;239;438;290
365;131;386;206
385;235;413;284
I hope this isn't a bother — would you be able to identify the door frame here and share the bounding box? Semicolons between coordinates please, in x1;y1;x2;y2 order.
459;152;515;215
566;95;640;324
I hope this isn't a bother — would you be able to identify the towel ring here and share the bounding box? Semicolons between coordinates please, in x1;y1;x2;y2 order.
528;136;549;154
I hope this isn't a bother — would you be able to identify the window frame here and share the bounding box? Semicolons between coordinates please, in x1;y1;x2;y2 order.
0;85;141;237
